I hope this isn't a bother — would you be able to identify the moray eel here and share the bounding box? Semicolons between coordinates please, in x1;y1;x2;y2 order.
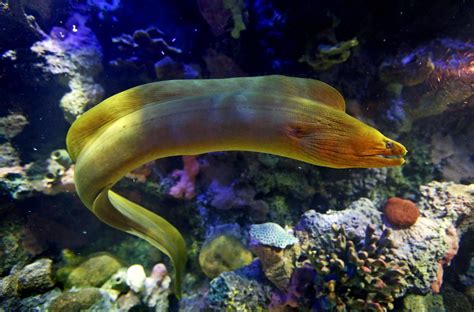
66;75;407;296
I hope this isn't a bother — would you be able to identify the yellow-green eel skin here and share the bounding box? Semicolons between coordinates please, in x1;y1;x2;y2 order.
66;75;407;297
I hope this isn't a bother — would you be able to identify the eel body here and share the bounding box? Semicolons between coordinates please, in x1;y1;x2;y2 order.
66;75;407;296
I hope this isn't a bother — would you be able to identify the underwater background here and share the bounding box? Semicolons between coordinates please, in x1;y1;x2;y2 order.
0;0;473;311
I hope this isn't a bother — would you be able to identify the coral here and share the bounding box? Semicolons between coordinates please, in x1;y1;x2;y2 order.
299;38;359;71
297;181;472;294
142;263;171;310
198;234;253;278
248;223;299;290
383;197;420;229
402;293;444;312
206;261;272;311
65;253;123;288
126;264;146;293
0;112;28;139
31;14;104;122
197;0;247;38
249;223;298;249
380;38;474;131
249;242;296;291
0;258;55;299
110;27;189;82
59;75;104;122
105;262;172;311
170;155;200;200
305;224;408;311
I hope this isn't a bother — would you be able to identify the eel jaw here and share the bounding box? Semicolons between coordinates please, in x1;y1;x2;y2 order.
364;140;408;167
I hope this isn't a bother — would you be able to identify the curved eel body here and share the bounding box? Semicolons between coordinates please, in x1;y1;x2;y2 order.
66;75;407;296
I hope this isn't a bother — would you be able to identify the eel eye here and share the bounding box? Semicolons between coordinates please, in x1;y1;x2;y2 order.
386;141;393;149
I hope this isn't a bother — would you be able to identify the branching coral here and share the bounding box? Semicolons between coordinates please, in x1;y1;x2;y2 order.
305;224;408;312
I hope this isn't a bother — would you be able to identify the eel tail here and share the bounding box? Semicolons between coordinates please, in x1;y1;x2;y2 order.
93;189;187;297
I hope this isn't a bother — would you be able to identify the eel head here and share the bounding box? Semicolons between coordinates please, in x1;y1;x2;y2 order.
287;114;407;168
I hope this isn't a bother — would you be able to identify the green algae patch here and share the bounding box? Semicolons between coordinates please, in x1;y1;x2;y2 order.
199;235;253;279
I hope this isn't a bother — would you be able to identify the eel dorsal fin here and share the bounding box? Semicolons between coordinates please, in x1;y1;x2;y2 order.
66;76;345;160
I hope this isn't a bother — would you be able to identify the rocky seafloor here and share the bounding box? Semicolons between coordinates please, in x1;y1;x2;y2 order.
1;0;473;311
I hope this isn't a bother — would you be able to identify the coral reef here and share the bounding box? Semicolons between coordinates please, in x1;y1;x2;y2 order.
298;181;472;294
31;13;104;122
199;234;253;278
383;197;420;229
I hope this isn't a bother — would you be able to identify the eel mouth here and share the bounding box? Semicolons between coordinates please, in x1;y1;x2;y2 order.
359;141;407;167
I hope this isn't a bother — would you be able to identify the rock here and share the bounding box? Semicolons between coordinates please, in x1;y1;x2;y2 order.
441;283;473;312
0;288;62;312
199;235;253;279
0;258;55;299
48;287;105;312
16;258;55;297
65;253;122;288
206;261;272;310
